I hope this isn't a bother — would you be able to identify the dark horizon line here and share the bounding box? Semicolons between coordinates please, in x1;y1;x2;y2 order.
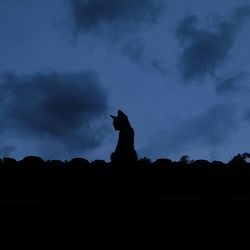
1;152;249;165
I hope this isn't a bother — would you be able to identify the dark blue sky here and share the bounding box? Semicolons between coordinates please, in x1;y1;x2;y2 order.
0;0;250;162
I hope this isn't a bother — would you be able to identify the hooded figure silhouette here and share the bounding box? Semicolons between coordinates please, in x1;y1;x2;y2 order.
110;110;138;165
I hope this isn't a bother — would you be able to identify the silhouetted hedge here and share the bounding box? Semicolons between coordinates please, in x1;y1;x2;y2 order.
0;155;250;205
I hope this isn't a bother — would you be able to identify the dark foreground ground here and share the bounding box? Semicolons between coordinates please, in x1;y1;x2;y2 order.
1;156;250;208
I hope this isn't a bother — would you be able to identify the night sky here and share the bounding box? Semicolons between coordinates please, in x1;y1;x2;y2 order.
1;0;250;162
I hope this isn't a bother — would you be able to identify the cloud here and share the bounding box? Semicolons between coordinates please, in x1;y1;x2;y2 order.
120;38;169;74
144;104;238;157
0;71;109;158
121;38;146;63
69;0;163;36
243;110;250;122
68;0;167;71
0;145;16;157
215;72;248;94
176;5;250;81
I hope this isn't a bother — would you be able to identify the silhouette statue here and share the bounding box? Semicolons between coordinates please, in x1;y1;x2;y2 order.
110;110;138;164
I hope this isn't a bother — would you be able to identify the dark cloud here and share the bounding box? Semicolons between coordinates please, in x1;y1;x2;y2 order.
121;38;146;63
215;72;248;94
120;39;169;74
243;110;250;122
150;59;170;75
176;5;250;81
68;0;166;71
0;145;16;157
69;0;163;35
0;72;109;158
146;104;238;156
171;104;237;150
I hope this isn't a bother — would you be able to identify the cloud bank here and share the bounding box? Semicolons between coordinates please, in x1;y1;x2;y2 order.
144;104;238;158
0;72;109;158
69;0;163;35
176;5;250;81
68;0;167;71
215;72;248;94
